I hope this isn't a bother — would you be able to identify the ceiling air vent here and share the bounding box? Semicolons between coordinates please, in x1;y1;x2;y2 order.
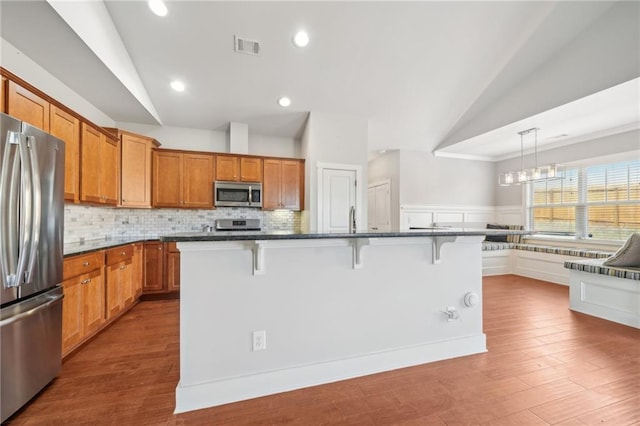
234;36;260;56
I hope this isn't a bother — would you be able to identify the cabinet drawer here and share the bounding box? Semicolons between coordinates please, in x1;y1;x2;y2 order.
63;252;104;280
106;245;134;265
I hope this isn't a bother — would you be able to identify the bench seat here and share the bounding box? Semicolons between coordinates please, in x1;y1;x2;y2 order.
565;259;639;328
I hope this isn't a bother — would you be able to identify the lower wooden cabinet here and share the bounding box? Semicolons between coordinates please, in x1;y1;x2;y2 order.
61;253;106;356
62;243;142;357
143;241;180;295
105;245;136;320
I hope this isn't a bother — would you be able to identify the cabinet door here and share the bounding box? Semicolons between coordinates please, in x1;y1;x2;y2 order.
83;268;105;335
61;275;83;355
262;159;282;210
240;157;262;182
183;153;214;208
122;258;134;307
121;134;152;207
281;160;302;210
101;135;119;205
50;106;80;202
216;155;239;181
6;81;50;131
132;243;143;298
143;242;165;293
106;262;123;320
165;245;180;292
152;151;183;207
80;123;102;203
1;76;6;114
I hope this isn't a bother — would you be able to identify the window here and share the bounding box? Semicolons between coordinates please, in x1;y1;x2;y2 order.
529;159;640;241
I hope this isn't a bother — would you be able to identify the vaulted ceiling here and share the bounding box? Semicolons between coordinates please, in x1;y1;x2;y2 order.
1;1;638;160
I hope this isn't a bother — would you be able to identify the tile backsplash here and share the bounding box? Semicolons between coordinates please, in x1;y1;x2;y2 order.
64;204;301;244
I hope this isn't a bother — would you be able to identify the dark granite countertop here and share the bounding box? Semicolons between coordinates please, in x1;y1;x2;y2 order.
160;228;533;242
64;236;158;257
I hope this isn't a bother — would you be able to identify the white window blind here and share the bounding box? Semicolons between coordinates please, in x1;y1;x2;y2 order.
529;159;640;240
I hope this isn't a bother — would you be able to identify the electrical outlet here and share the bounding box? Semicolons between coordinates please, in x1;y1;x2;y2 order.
252;330;266;351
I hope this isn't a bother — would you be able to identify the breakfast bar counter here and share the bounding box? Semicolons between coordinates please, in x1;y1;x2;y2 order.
160;229;527;414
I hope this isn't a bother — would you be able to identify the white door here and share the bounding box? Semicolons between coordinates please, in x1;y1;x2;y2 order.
368;181;391;231
321;168;357;233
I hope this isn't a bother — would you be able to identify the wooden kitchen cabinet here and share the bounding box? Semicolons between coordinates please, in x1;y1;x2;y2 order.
152;150;214;208
165;243;180;292
105;245;134;320
215;155;262;182
50;105;80;202
61;251;106;357
263;159;304;210
143;241;180;296
132;243;144;299
215;155;239;181
1;76;6;113
80;122;119;205
6;80;50;131
106;128;160;208
143;242;165;293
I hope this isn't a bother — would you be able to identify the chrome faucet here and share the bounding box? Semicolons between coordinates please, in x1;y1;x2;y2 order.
349;206;356;233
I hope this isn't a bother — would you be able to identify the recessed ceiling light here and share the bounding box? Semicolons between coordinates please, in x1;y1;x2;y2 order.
293;31;309;47
148;0;168;17
278;97;291;107
170;80;185;92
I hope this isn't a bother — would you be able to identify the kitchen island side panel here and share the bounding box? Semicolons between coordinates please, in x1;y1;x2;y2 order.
175;237;485;413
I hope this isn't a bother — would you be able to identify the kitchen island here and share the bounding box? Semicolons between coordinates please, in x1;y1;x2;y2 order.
161;229;528;414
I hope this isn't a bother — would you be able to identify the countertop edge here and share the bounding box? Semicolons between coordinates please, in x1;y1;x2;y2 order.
160;230;534;243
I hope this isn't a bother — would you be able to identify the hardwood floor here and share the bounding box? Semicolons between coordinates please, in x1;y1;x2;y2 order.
6;275;639;425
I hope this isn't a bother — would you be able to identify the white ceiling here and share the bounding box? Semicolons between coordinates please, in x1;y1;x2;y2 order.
0;1;637;159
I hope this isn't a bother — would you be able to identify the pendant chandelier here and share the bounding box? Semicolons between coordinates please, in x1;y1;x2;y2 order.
499;127;565;186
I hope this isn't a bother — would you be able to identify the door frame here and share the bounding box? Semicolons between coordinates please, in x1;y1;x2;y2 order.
367;179;391;231
317;162;363;233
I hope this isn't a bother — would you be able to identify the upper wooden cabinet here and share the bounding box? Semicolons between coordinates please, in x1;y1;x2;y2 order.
215;155;262;182
50;106;80;202
105;128;160;208
6;80;50;131
152;150;214;208
263;159;304;210
1;76;6;113
80;122;119;205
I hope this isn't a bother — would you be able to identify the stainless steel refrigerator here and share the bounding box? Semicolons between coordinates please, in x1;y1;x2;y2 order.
0;112;65;422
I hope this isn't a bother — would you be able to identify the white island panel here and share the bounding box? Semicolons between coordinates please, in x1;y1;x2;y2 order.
175;236;486;413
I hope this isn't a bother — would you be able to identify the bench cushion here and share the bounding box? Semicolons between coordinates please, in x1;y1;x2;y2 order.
564;258;640;281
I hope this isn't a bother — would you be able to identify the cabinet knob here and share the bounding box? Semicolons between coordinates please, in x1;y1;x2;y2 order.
81;278;91;285
120;265;126;270
82;262;90;266
121;251;126;255
159;247;163;251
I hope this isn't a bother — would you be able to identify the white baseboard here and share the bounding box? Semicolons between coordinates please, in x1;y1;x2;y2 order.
174;333;487;414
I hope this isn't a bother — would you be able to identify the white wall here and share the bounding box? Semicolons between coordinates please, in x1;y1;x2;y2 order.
248;133;300;158
301;112;369;232
1;38;115;126
496;129;640;206
399;151;496;206
114;121;227;152
440;1;640;148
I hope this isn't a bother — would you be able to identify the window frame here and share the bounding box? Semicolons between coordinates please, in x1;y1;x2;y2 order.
526;158;640;243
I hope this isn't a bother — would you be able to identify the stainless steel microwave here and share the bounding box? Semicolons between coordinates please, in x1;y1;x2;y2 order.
214;181;262;208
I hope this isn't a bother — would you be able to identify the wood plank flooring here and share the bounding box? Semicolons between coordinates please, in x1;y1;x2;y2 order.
6;275;639;425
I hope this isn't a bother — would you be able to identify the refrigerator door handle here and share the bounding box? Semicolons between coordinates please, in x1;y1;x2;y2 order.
24;136;41;285
12;134;35;287
0;131;23;288
0;292;63;327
